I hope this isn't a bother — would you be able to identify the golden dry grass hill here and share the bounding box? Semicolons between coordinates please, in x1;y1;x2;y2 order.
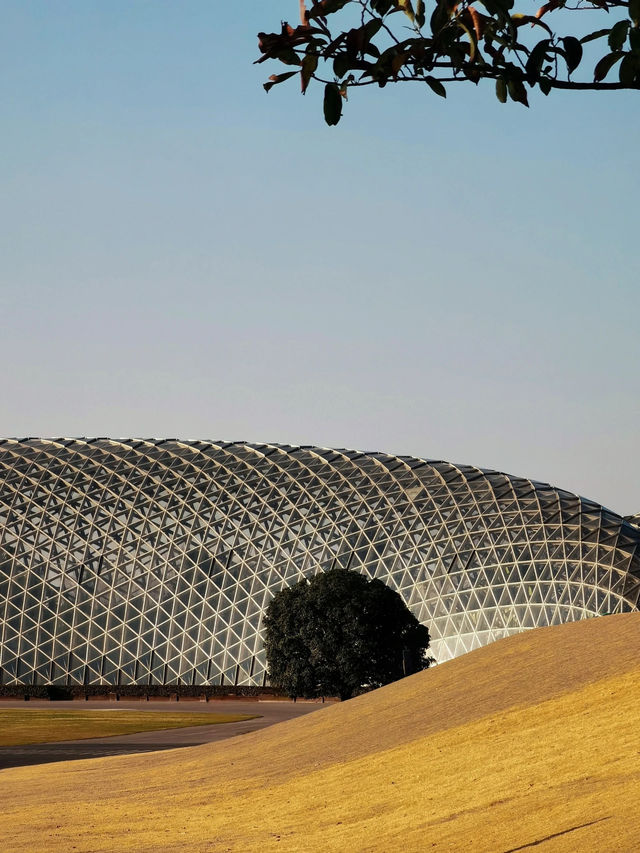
3;612;640;852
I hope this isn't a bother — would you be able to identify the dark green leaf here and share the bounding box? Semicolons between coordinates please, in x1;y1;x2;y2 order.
561;37;583;74
496;77;508;102
416;0;426;28
630;0;640;26
593;51;624;82
539;77;552;95
263;71;298;93
608;20;630;51
511;14;553;36
507;76;529;106
630;29;640;52
479;0;511;17
301;54;318;94
275;47;302;66
333;53;352;77
425;75;447;97
619;52;640;84
371;0;395;14
476;0;499;14
307;0;351;20
430;0;454;35
580;29;611;45
492;0;515;14
321;31;346;59
525;39;550;80
363;18;384;40
391;52;409;76
323;82;343;125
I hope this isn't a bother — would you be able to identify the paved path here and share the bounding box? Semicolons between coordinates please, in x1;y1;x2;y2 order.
0;699;327;771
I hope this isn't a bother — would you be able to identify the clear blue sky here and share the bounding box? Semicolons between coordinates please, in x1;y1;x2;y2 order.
1;2;638;513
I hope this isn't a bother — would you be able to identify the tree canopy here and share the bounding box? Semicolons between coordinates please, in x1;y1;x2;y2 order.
263;568;433;701
257;0;640;123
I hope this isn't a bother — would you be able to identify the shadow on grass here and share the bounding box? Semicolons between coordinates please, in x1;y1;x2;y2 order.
501;816;611;852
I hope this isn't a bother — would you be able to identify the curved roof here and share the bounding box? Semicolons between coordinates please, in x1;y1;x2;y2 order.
0;438;639;686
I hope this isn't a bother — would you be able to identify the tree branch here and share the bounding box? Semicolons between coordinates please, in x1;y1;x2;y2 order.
311;71;640;90
548;78;640;89
258;0;640;124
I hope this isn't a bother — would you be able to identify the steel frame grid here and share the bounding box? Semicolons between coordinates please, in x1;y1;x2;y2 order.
0;437;639;686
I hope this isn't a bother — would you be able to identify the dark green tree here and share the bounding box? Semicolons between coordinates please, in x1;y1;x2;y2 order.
264;568;433;701
257;0;640;124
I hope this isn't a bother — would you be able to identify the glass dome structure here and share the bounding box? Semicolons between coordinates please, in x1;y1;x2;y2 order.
0;438;638;686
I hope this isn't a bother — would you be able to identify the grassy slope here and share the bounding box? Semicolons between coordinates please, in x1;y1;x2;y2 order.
2;612;640;852
0;710;259;746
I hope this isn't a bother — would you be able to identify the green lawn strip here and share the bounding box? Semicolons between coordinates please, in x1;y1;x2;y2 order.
0;709;260;746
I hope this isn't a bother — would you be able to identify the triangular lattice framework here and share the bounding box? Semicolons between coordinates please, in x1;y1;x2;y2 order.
0;438;639;686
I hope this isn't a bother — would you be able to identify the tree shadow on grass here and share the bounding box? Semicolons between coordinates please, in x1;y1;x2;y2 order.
501;816;611;852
